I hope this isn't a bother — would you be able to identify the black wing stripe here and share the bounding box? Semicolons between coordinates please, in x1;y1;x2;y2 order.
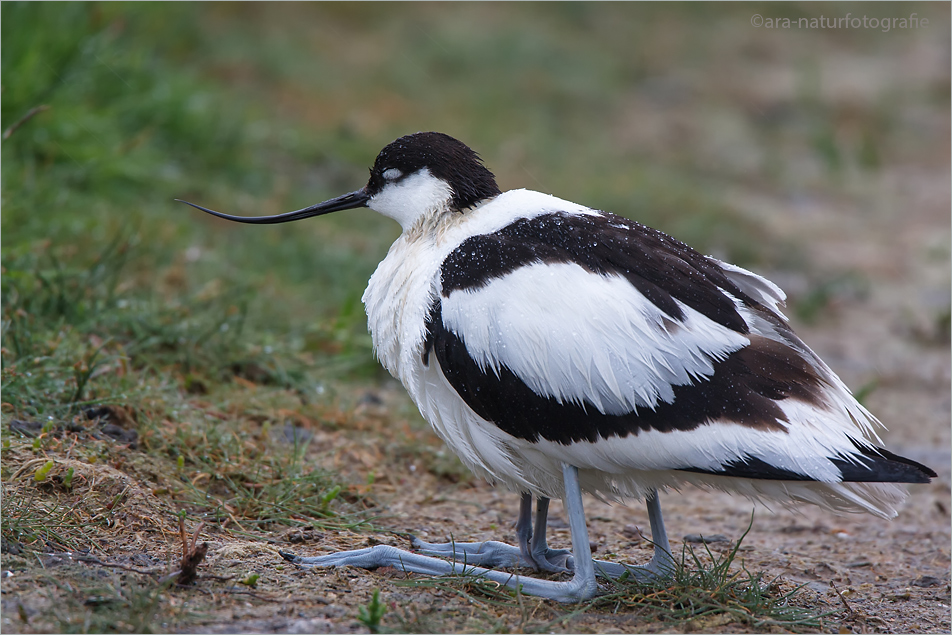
440;212;754;333
423;301;830;445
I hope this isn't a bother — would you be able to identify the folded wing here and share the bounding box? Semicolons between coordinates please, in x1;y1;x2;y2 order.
424;211;935;494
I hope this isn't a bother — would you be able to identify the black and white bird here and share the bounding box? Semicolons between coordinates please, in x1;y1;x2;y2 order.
179;132;935;602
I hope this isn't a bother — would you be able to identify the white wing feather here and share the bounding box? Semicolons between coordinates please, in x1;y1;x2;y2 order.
440;261;750;415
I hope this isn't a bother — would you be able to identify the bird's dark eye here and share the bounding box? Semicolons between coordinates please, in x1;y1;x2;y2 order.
382;168;402;181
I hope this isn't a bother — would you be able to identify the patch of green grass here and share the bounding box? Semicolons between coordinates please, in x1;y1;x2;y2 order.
166;428;371;533
0;482;100;554
2;3;381;419
357;588;388;634
576;539;829;632
1;233;262;421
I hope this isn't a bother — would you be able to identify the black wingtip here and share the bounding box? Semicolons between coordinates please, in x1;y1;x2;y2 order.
679;444;938;484
848;444;938;483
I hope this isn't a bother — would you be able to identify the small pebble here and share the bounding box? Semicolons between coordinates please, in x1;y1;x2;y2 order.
911;575;941;588
100;424;138;448
9;420;44;437
621;524;643;540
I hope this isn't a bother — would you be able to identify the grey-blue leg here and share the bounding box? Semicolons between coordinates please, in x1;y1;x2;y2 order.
580;489;675;580
528;496;572;571
281;463;599;602
644;489;674;572
410;492;569;572
515;491;534;564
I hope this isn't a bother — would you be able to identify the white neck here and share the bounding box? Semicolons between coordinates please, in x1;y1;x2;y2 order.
368;169;453;230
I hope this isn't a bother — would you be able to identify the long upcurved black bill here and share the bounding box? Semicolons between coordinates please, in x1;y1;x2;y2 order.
175;189;370;224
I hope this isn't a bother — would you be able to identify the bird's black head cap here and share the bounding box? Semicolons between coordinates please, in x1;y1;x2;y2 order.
367;132;501;211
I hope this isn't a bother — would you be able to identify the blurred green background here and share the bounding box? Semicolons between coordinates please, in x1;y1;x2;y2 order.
2;0;948;420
